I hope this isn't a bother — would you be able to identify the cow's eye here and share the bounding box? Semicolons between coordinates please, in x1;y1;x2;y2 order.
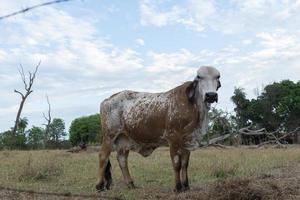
197;75;203;80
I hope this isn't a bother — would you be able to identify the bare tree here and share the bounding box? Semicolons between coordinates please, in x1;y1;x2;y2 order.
43;95;52;148
12;61;41;136
0;0;75;20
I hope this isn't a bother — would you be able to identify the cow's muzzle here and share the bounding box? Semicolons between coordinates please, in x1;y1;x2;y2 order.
205;92;218;103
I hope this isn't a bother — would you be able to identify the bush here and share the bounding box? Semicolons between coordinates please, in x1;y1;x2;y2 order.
69;114;101;146
0;130;27;150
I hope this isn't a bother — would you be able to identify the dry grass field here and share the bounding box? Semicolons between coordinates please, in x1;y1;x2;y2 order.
0;146;300;200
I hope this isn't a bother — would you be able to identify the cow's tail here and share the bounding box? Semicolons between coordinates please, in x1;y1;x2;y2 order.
105;159;112;189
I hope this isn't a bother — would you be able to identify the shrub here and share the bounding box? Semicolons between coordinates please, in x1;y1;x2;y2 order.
69;114;101;146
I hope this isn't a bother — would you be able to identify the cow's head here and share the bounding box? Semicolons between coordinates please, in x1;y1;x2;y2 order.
186;66;221;104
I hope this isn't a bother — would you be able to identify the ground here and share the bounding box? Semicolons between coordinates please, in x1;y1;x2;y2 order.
0;146;299;200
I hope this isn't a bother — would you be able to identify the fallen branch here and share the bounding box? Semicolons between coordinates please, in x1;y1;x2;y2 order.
240;126;300;148
208;134;231;145
239;127;267;136
207;143;228;149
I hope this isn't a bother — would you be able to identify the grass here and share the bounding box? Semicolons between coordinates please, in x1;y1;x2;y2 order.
18;153;63;182
0;146;299;199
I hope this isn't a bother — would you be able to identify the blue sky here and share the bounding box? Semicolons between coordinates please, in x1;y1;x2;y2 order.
1;0;300;133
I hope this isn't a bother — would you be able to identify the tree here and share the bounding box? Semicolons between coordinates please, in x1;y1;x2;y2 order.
17;117;29;134
12;62;40;136
231;87;251;128
208;108;236;136
49;118;66;142
231;80;300;132
27;126;44;149
69;114;101;146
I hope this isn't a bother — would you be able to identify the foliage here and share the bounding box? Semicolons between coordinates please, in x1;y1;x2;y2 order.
17;117;28;134
48;118;66;142
0;130;27;150
26;126;44;149
69;114;101;146
231;88;251;129
208;108;236;136
231;80;300;131
0;117;29;149
0;118;67;150
205;108;237;144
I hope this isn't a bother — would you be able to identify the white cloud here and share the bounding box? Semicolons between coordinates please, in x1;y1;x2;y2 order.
140;0;184;27
139;0;215;31
242;40;252;45
135;38;145;46
256;29;296;49
139;0;300;34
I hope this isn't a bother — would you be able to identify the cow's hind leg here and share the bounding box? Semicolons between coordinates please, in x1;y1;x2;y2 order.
96;142;112;191
117;149;135;189
180;149;190;191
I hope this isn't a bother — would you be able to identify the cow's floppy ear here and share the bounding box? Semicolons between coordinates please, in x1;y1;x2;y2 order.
217;80;221;90
186;80;198;103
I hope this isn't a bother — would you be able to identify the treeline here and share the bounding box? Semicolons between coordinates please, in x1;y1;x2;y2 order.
0;114;102;150
1;79;299;150
208;80;300;143
0;118;69;149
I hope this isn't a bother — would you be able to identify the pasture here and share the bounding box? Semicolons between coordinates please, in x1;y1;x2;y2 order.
0;146;300;199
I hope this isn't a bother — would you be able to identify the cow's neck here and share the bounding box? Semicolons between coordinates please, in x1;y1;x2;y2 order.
196;98;210;136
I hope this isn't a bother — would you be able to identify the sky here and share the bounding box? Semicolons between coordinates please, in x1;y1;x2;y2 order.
0;0;300;133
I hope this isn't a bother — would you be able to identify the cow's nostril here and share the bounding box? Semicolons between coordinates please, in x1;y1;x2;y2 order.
205;92;217;98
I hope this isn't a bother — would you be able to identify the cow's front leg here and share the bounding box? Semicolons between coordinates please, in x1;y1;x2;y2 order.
170;145;182;192
181;149;190;191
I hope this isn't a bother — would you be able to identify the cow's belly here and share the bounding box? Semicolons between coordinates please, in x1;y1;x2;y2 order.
120;98;169;156
126;117;166;142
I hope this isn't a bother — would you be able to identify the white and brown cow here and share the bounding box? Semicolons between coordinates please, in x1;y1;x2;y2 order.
96;66;221;192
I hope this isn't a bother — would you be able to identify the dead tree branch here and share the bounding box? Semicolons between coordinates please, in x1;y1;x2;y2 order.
12;61;41;136
239;126;300;147
43;95;52;148
0;0;74;20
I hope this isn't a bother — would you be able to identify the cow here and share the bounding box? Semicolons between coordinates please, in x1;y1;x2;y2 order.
96;66;221;192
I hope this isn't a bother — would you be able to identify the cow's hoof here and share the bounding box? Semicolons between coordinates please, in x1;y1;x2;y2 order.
127;181;136;189
105;180;112;190
96;182;105;192
174;183;183;193
182;182;190;192
182;185;190;192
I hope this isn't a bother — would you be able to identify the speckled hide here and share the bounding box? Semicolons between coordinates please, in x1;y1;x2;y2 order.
100;81;208;157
